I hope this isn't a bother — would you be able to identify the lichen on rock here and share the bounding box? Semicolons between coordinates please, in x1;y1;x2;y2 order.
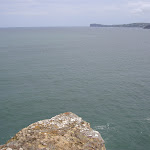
0;112;106;150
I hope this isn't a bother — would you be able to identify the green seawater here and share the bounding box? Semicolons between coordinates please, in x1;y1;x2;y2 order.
0;27;150;150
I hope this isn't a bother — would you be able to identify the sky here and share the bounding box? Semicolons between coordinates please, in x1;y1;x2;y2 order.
0;0;150;27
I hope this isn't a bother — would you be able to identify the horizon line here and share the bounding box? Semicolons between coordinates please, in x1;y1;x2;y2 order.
0;25;89;28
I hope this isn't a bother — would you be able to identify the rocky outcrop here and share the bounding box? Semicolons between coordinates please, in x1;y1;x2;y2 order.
0;112;106;150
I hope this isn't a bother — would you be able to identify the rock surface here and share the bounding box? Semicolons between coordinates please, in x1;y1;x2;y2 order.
0;112;106;150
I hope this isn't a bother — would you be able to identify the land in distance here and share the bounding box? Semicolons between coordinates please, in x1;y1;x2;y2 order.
90;23;150;29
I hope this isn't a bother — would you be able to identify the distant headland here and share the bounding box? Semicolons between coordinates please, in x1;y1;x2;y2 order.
90;23;150;29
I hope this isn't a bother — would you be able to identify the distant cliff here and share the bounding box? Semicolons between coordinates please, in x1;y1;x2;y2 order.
0;112;106;150
144;25;150;29
90;23;150;29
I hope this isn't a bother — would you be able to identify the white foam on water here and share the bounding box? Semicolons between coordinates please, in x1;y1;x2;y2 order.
94;123;110;130
95;125;107;130
145;118;150;121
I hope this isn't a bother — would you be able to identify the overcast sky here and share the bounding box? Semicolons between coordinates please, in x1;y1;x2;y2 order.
0;0;150;27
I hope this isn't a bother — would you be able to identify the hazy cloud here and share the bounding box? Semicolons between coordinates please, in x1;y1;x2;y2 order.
0;0;150;27
128;1;150;15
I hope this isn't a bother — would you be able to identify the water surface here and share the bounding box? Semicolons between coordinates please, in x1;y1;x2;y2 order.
0;27;150;150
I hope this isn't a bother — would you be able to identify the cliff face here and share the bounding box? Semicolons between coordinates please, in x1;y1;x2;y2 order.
0;112;106;150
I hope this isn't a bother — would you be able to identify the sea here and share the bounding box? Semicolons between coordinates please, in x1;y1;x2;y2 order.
0;27;150;150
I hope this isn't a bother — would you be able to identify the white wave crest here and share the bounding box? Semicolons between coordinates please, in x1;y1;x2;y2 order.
145;118;150;121
94;123;110;130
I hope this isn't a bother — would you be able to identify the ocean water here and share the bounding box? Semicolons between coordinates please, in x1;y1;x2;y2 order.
0;27;150;150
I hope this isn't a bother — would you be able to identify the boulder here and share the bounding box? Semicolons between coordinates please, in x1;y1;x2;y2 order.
0;112;106;150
